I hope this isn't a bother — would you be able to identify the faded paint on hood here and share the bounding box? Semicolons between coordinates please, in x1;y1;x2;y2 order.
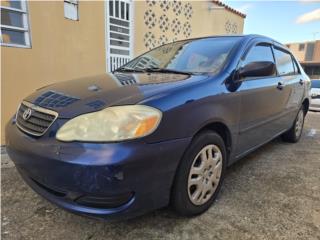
24;72;208;118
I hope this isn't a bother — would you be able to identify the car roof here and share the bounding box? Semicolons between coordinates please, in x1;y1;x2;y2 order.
180;34;287;49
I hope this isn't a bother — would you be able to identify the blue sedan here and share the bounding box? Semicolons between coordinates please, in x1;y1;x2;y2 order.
6;35;310;220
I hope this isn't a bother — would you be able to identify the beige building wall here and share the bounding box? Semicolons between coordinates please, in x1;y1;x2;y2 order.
1;0;245;144
313;40;320;61
1;1;106;143
286;43;306;61
134;1;244;56
287;40;320;62
286;40;320;79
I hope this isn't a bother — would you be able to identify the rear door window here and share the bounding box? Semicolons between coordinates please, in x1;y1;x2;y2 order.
274;48;295;76
292;57;300;75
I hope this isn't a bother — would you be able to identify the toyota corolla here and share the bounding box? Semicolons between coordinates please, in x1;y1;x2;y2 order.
6;35;311;220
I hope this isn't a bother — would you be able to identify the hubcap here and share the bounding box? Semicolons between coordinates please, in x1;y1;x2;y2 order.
295;110;304;137
188;144;223;206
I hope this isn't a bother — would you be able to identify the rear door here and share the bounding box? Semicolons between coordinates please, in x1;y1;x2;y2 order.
235;43;290;156
273;47;304;128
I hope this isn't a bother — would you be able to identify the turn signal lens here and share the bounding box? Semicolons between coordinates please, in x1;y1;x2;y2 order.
134;116;159;137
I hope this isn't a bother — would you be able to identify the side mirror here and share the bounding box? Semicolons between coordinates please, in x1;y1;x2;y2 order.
239;61;276;78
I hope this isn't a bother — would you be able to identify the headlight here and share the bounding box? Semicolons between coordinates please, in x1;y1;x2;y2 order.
56;105;162;142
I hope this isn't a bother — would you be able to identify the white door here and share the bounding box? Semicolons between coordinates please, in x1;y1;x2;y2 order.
106;0;133;72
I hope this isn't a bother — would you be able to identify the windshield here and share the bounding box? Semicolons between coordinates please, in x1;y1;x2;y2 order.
121;37;241;74
311;80;320;88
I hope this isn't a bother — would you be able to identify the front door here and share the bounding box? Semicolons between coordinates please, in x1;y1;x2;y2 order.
106;0;133;72
235;43;290;156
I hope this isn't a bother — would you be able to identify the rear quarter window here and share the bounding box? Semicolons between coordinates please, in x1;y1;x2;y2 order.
291;56;301;75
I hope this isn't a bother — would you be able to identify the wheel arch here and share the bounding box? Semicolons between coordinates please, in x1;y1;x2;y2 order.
193;121;233;163
302;98;309;115
169;120;233;208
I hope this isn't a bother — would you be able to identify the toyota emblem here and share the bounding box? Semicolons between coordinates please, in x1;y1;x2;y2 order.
22;108;33;120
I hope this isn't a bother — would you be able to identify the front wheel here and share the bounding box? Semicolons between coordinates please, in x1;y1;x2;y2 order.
171;131;226;216
282;107;305;143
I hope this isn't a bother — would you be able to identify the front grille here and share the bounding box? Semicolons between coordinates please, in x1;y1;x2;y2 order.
16;101;58;136
31;177;66;197
76;192;134;209
31;174;133;209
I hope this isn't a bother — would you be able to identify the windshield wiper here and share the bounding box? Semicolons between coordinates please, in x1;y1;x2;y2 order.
115;67;196;75
142;67;193;75
114;67;145;73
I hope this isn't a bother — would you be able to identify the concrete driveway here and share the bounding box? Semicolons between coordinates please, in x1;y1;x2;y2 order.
1;112;320;240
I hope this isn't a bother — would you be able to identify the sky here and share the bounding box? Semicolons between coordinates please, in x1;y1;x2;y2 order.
224;0;320;43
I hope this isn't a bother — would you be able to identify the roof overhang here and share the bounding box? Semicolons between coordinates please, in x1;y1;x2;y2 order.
212;0;246;18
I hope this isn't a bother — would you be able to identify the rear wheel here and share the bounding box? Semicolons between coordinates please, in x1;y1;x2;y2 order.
171;131;226;216
282;107;305;143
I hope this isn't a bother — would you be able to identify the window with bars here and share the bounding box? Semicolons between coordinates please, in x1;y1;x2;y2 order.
64;0;79;21
106;0;132;72
0;0;31;48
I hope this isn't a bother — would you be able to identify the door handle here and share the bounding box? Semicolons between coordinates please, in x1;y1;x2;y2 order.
277;81;284;90
299;79;304;85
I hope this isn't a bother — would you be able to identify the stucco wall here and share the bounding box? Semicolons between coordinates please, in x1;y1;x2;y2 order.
287;43;307;62
1;1;106;143
312;40;320;61
1;0;244;144
287;41;320;62
134;1;244;56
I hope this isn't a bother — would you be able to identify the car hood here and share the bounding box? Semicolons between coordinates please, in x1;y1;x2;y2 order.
24;72;208;118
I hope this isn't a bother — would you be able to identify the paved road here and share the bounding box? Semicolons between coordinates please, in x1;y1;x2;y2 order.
1;112;320;240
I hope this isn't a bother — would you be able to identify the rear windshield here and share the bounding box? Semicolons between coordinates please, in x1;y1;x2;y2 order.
124;37;241;74
311;80;320;88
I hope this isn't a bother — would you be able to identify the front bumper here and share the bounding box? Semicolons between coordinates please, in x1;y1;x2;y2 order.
5;121;191;220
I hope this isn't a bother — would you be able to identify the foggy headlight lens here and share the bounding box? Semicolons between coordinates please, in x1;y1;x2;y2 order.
56;105;162;142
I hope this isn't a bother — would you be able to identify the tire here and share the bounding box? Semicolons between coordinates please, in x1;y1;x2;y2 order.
282;107;305;143
171;131;227;217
